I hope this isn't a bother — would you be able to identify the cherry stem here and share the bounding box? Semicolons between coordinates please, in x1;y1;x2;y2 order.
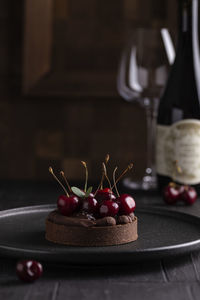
113;167;119;197
102;163;112;190
184;185;189;191
111;163;133;189
100;154;110;189
100;171;104;190
94;183;101;197
169;182;177;188
94;163;106;196
81;161;88;192
49;167;69;197
105;153;110;164
60;171;72;194
94;154;110;196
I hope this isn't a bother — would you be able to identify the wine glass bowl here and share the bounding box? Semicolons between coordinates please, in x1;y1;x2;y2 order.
117;28;175;190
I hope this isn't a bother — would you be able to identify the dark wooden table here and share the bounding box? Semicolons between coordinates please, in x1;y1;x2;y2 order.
0;181;200;300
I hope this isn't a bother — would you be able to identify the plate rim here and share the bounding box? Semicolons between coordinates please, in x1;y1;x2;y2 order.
0;204;200;263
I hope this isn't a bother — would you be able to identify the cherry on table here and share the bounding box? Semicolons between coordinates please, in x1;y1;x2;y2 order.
163;184;180;205
16;260;43;282
116;194;136;215
57;195;79;216
180;186;197;205
99;200;119;217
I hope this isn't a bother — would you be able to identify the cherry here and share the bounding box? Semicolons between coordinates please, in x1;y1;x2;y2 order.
16;260;43;282
95;188;116;202
116;194;136;214
177;185;185;200
99;200;119;217
88;192;94;197
57;195;79;216
82;196;99;214
101;188;110;193
180;186;197;205
163;184;180;204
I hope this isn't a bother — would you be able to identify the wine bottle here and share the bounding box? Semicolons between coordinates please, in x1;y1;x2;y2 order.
156;0;200;191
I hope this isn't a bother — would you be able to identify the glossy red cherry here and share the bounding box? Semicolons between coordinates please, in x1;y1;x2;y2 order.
177;185;185;200
88;192;94;197
57;195;79;216
95;188;116;202
101;188;110;193
82;196;99;214
181;186;197;205
99;200;119;217
163;184;180;204
16;260;43;282
116;194;136;214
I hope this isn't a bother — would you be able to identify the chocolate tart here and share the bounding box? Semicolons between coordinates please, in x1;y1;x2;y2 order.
45;210;138;246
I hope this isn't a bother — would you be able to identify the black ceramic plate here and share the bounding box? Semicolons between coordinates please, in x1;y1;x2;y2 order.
0;204;200;264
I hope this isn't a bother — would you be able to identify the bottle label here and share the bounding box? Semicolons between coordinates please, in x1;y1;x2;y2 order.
156;119;200;184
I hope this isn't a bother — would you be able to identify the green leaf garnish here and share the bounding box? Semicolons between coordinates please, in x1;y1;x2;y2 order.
71;186;85;198
85;186;93;198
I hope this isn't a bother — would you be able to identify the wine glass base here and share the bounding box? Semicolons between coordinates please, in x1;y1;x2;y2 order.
123;176;157;191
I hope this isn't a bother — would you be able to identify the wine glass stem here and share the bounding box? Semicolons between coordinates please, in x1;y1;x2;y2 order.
145;98;158;178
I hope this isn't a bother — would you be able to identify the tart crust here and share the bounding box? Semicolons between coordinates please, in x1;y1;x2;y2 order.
45;215;138;246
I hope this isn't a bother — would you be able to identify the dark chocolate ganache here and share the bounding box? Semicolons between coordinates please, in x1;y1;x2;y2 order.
47;210;135;228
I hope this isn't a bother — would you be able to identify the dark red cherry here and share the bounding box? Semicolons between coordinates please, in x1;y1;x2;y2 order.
101;188;110;193
78;192;94;205
116;194;136;215
96;188;116;202
57;195;79;216
82;196;99;214
16;260;43;282
181;186;197;205
163;184;180;204
99;200;119;217
177;185;185;200
88;192;94;197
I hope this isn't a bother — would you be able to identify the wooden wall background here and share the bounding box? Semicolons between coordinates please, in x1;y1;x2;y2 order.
0;0;178;181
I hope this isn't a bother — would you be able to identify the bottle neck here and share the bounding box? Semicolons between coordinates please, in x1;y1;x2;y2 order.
176;0;200;56
177;0;200;99
178;0;193;35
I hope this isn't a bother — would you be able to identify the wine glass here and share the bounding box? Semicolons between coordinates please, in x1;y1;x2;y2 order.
117;28;175;190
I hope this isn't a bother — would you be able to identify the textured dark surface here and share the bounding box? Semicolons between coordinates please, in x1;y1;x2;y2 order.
0;181;200;300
